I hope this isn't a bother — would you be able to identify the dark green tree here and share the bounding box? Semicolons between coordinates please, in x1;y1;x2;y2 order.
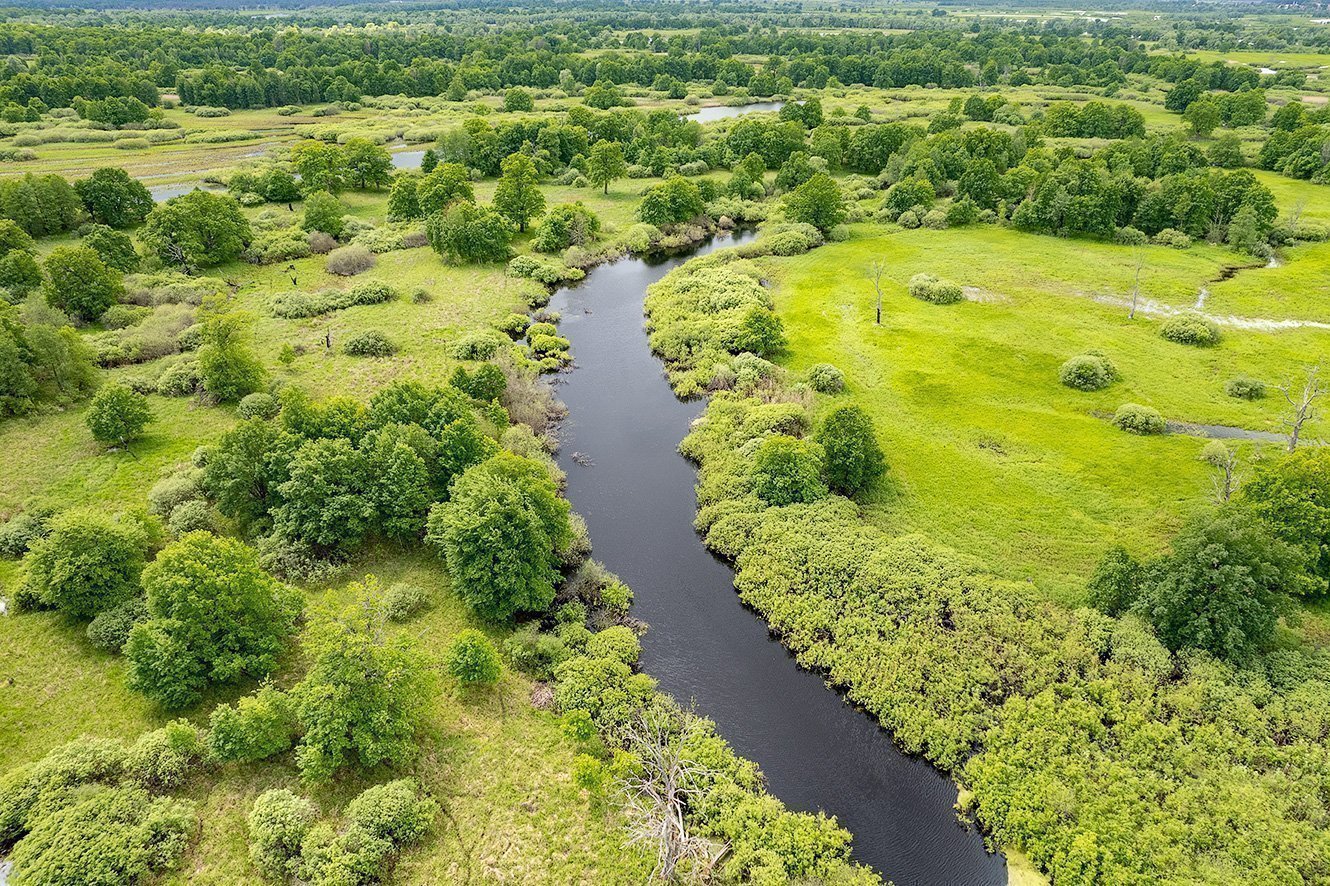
782;172;847;234
23;510;148;617
74;168;153;229
493;153;545;232
86;383;152;449
751;435;826;506
43;246;121;322
141;191;252;270
815;405;885;496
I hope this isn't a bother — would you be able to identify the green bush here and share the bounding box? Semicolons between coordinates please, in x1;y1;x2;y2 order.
124;720;204;790
1059;353;1119;391
100;304;150;329
147;471;204;517
207;687;296;764
325;244;375;276
23;511;149;618
1112;403;1166;435
751;435;826;506
343;330;396;357
167;499;214;535
446;629;502;687
344;778;437;845
384;582;429;622
908;273;964;305
0;508;52;558
86;383;153;448
247;788;317;880
1152;227;1192;248
85;596;147;651
504;624;572;680
815;405;886;496
155;360;200;397
1225;376;1266;400
237;392;280;420
585;625;641;665
1160;313;1220;346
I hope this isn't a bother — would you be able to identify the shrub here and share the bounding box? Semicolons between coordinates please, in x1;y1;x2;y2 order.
497;312;531;338
325;244;376;276
101;304;150;329
23;511;148;617
586;626;641;665
0;508;52;558
86;383;153;448
343;330;396;357
167;499;214;535
85;596;147;651
243;228;312;265
815;405;886;496
1226;376;1265;400
449;331;506;361
806;363;845;394
1059;353;1119;391
208;687;296;764
147;472;203;517
384;582;429;622
124;720;204;790
751;435;826;506
237;392;280;420
1114;226;1148;246
908;273;964;305
350;281;397;305
247;788;317;880
156;360;200;397
503;624;571;679
307;231;336;254
1112;403;1166;435
1160;313;1220;346
1153;228;1192;249
450;363;506;401
345;778;437;844
921;208;949;229
506;254;584;285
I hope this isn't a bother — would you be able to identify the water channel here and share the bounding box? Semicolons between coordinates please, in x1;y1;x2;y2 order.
547;232;1007;885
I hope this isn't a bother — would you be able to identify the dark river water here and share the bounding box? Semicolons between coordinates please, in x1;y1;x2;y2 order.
548;233;1007;885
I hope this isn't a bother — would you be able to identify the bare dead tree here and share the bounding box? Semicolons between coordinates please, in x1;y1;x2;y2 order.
1128;248;1144;320
868;260;885;325
1278;365;1326;452
619;709;719;882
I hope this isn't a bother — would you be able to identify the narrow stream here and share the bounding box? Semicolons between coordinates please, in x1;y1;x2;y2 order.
549;232;1007;885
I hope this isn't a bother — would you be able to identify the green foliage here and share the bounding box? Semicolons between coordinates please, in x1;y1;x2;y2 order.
302;191;345;238
502;87;534;112
1240;448;1330;596
426;452;571;621
80;225;139;273
815;405;885;496
85;382;152;447
207;686;296;764
907;273;964;305
291;584;430;782
142;191;252;270
426;202;512;264
247;788;316;880
383;582;429;622
585;625;640;665
197;306;266;402
124;720;204;790
386;174;421;221
43;245;122;322
781;172;846;234
202;418;299;531
85;596;147;651
531;202;600;253
493;152;546;232
7;785;194;886
416;162;474;216
751;434;826;506
1225;375;1265;400
125;532;300;709
586;140;627;194
1086;545;1143;616
341;138;393;190
74;167;153;229
636;175;705;227
237;391;280;420
1059;353;1119;391
1112;403;1166;435
450;362;506;402
1160;313;1221;346
503;623;571;680
1134;508;1301;660
273;437;375;554
23;510;148;617
446;629;502;687
806;363;845;394
343;329;396;357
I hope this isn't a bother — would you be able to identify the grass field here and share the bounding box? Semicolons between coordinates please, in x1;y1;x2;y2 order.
762;224;1328;604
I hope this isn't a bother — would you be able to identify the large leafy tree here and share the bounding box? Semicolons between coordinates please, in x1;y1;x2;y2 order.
197;304;266;402
586;141;627;195
782;172;847;234
636;175;704;227
425;202;512;264
751;435;827;506
1239;448;1330;596
341;138;393;190
141;191;252;271
23;510;149;617
43;245;122;322
291;585;430;782
1135;509;1303;661
426;452;570;621
73;167;153;229
290;141;348;194
125;532;301;709
815;405;885;496
86;383;152;449
415;162;474;216
273;437;376;554
492;152;545;232
203;419;300;531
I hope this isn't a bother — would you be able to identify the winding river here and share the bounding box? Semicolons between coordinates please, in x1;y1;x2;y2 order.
548;232;1007;885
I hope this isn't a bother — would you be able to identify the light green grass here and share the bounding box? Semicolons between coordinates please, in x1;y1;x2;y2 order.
763;224;1328;603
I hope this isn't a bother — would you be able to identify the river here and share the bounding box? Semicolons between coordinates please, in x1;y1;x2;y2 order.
684;101;786;122
548;232;1007;885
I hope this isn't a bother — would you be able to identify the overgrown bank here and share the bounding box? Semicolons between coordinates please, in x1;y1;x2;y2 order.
644;243;1330;884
